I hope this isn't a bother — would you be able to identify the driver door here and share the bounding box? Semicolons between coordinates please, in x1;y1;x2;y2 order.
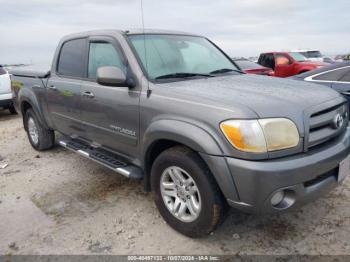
80;36;141;157
274;53;293;77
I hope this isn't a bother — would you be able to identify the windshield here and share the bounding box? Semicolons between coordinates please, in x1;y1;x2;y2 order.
128;34;239;80
288;52;307;62
300;51;322;58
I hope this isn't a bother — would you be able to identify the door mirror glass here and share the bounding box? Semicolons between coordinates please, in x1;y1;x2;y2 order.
97;66;127;86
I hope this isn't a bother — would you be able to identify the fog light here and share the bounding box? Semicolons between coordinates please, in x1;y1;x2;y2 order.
270;191;285;206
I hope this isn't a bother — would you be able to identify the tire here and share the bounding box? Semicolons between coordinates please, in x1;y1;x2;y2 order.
151;146;227;238
24;109;55;151
8;105;17;115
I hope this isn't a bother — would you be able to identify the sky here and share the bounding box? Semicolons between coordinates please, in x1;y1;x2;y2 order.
0;0;349;65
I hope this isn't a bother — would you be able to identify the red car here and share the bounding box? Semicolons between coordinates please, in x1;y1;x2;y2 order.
258;52;325;77
233;58;274;76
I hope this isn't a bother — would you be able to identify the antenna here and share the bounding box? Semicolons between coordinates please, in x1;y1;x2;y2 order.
140;0;151;97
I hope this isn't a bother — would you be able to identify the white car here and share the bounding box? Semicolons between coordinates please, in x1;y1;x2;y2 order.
291;49;324;62
0;66;16;114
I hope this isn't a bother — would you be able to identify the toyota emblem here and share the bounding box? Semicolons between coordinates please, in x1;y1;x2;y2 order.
333;113;344;129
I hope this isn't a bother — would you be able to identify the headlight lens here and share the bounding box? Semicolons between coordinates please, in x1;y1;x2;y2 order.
220;118;299;153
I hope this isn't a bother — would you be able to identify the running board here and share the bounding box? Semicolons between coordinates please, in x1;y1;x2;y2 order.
58;139;143;180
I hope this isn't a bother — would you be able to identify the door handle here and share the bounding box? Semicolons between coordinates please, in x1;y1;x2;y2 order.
48;85;57;91
82;91;95;98
341;91;350;96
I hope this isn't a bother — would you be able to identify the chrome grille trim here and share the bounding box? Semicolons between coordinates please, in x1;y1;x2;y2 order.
304;98;348;151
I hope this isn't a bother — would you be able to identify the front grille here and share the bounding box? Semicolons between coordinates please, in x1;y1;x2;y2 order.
307;102;348;149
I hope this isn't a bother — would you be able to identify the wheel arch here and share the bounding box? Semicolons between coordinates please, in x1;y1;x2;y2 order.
20;97;50;130
141;119;239;202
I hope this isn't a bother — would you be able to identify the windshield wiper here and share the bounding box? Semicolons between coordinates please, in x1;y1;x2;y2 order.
210;68;242;74
155;72;213;80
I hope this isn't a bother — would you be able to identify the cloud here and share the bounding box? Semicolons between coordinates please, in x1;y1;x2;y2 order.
0;0;349;64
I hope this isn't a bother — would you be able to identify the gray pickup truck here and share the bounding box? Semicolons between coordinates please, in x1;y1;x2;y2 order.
10;30;350;237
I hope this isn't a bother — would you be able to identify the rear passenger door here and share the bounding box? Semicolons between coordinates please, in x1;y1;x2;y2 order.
80;36;140;157
47;38;87;137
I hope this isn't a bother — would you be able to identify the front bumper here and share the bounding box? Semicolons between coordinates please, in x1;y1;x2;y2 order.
219;126;350;213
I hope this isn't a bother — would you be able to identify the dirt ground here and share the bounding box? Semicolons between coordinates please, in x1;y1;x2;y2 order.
0;109;350;255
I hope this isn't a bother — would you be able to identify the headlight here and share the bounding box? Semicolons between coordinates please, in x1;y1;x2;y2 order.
220;118;299;153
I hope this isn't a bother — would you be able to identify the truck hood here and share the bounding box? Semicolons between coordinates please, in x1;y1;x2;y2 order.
155;74;343;132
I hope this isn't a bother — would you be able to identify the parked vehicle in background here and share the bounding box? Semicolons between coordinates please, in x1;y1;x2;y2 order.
233;58;274;76
293;61;350;105
247;56;259;63
0;65;16;114
334;54;350;62
292;49;323;62
323;56;336;64
258;52;325;77
335;55;345;62
10;30;350;237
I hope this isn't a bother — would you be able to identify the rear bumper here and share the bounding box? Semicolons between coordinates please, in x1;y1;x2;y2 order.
212;126;350;214
0;93;13;108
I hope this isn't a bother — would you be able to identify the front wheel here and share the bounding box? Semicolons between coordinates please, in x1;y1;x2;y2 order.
151;146;227;238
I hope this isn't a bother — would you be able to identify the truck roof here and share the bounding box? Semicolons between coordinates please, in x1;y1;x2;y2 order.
61;29;202;41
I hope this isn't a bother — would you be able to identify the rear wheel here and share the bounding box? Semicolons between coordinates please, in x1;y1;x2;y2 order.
24;109;55;151
151;146;227;238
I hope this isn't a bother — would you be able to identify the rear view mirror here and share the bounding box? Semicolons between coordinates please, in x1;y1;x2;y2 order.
97;66;127;87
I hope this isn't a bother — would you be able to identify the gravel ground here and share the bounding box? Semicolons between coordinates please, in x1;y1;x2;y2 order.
0;109;350;255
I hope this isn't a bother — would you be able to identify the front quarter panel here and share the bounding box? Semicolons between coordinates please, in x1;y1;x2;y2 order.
142;118;240;201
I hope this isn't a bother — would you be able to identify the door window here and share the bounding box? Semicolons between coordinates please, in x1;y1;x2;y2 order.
88;42;126;79
275;54;291;65
57;38;86;78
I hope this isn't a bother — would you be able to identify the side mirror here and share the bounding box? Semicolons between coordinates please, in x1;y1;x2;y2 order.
97;66;127;87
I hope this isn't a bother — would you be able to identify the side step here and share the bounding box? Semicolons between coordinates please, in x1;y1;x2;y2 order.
58;139;143;180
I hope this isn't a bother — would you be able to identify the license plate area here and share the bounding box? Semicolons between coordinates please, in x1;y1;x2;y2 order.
338;154;350;182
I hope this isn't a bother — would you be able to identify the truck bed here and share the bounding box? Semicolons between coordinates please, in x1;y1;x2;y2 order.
9;66;50;78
